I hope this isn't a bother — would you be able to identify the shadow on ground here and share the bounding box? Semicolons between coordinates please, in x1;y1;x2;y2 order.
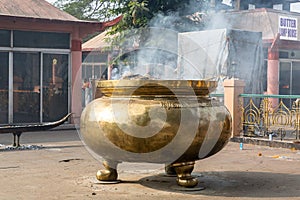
139;171;300;198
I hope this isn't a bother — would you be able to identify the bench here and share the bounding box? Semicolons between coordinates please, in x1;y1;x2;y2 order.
0;113;72;147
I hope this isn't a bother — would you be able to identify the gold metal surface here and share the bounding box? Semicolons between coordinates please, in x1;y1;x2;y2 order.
96;161;118;181
271;99;292;126
80;80;232;188
292;100;300;139
241;97;300;139
172;162;199;188
242;98;261;136
95;80;218;97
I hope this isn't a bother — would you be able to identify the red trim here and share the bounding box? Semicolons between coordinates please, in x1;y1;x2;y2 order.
278;40;300;50
71;40;82;51
0;14;100;26
0;14;122;38
102;15;122;28
263;38;300;50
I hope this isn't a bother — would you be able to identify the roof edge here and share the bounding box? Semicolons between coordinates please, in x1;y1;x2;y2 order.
0;14;122;32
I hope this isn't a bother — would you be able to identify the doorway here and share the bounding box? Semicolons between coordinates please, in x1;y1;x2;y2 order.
10;52;69;123
279;61;300;107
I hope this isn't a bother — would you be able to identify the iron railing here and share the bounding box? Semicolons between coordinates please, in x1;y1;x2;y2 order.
210;93;300;141
240;94;300;141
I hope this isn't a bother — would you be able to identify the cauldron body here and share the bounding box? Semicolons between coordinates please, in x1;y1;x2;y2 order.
80;80;232;187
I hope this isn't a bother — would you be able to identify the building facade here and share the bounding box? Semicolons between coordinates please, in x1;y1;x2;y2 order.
216;8;300;107
82;31;111;82
0;0;118;124
81;1;300;109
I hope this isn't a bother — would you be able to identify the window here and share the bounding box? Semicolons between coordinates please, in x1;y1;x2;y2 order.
0;52;9;124
273;4;283;10
0;30;10;47
0;29;70;123
82;52;108;80
13;52;41;123
248;4;255;10
290;3;300;13
279;61;300;107
14;30;70;49
42;54;69;121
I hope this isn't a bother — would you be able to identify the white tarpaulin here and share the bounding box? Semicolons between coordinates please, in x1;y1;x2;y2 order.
178;29;264;94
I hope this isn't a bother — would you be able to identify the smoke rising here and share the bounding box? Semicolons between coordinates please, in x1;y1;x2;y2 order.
108;1;264;94
110;2;217;78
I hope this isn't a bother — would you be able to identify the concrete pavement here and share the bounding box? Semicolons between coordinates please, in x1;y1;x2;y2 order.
0;129;299;199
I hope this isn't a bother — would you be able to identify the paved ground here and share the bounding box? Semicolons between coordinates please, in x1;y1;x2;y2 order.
0;129;299;200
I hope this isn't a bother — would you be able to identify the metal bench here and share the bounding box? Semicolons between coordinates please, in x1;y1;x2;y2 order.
0;113;72;147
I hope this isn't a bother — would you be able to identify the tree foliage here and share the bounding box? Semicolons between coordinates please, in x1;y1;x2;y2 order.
55;0;218;48
55;0;213;29
54;0;104;20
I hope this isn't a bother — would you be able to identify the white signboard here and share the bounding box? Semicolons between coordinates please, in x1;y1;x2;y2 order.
279;16;298;41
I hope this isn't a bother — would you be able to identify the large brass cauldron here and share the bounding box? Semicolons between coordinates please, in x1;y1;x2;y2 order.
80;80;232;188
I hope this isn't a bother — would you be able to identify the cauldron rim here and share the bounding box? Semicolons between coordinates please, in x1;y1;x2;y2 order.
95;80;217;97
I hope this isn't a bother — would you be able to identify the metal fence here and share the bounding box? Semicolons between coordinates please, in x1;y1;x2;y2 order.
239;94;300;141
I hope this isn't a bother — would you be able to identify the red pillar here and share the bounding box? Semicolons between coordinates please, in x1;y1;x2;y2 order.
267;48;279;108
71;39;83;124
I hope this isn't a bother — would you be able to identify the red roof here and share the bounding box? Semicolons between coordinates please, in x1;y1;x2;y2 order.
0;0;79;21
0;0;122;36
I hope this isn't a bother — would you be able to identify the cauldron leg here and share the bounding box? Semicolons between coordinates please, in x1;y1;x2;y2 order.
165;164;177;176
96;160;119;181
172;161;198;188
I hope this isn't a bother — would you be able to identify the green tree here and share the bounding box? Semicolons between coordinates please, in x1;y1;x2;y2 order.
54;0;105;20
54;0;212;23
55;1;213;31
54;0;223;49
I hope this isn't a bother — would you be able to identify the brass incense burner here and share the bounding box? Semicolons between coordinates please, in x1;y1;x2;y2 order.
80;80;232;188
